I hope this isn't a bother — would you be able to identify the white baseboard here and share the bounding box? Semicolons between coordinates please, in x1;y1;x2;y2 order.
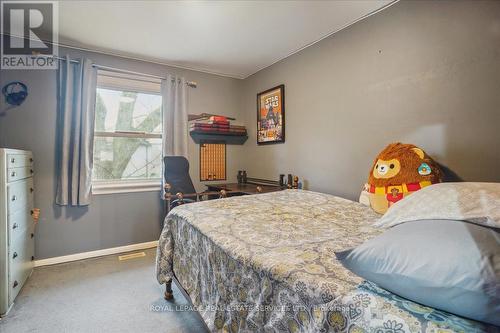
34;240;159;267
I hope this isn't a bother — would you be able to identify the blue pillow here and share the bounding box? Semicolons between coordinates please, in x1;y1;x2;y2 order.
336;220;500;326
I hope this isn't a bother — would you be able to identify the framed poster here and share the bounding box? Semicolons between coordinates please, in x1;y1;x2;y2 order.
257;85;285;145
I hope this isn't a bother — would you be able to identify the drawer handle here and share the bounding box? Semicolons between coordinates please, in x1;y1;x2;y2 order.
12;223;18;229
13;281;18;288
30;158;33;163
31;208;40;222
11;195;17;201
10;157;15;163
11;171;16;177
31;233;34;238
12;252;18;259
30;169;33;174
30;188;34;193
31;256;34;261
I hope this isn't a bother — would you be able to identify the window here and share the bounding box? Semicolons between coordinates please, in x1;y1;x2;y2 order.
200;143;226;181
92;70;163;194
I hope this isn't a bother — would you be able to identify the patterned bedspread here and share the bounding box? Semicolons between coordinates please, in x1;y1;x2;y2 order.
156;190;496;333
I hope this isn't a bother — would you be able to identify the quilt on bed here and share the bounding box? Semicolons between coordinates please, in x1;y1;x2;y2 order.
156;190;496;333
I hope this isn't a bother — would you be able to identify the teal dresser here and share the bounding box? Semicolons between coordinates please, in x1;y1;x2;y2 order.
0;148;35;316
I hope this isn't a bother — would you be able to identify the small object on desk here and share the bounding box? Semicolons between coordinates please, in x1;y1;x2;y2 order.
242;170;247;183
256;186;262;193
237;171;243;184
279;174;285;186
287;174;293;187
292;176;299;189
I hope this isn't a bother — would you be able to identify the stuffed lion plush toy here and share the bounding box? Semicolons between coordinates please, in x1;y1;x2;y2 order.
361;143;442;214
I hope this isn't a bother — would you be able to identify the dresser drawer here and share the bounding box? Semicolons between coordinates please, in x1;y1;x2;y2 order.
7;167;33;183
7;178;34;215
8;210;34;245
9;226;35;304
7;153;33;169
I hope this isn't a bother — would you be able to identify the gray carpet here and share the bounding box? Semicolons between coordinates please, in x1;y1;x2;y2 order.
0;249;208;333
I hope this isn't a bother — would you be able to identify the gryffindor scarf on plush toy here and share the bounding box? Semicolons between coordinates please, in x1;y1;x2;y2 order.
366;143;442;214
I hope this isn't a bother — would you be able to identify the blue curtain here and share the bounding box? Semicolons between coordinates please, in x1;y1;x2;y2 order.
56;56;97;206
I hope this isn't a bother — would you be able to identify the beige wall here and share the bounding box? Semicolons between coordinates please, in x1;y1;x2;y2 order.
240;0;500;200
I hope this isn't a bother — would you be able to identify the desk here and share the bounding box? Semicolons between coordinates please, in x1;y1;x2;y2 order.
205;182;285;195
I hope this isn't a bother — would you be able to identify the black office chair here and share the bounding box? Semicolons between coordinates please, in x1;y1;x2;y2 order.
163;156;229;213
164;156;196;195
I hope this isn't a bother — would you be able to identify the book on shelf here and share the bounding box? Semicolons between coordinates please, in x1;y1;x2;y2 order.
191;128;230;132
190;123;230;129
190;123;246;130
190;127;247;133
190;131;247;136
190;128;247;136
209;121;230;126
227;125;246;129
189;116;248;138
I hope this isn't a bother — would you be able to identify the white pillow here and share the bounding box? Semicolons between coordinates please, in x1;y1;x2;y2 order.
375;182;500;229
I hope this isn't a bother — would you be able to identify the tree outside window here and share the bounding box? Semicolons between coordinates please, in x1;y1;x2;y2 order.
92;86;162;183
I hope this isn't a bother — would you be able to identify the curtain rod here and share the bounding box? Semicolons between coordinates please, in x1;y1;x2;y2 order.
45;54;197;88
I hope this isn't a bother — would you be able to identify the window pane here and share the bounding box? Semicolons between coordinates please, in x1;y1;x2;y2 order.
93;137;162;181
95;88;162;134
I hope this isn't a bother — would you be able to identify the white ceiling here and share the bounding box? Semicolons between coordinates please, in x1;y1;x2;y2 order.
58;0;394;79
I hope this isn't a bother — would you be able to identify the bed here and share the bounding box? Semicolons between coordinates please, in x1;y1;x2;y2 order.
156;189;496;333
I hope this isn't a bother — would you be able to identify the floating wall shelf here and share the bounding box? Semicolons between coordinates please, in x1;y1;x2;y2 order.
190;132;248;145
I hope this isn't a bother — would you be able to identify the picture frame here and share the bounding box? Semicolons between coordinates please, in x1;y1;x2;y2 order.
257;84;285;145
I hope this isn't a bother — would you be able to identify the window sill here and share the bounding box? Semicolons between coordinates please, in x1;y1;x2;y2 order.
92;180;161;195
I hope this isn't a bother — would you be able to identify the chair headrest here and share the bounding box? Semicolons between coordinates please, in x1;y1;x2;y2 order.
163;156;196;194
164;156;190;174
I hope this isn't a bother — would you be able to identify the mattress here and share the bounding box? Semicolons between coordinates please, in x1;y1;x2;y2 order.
156;189;496;333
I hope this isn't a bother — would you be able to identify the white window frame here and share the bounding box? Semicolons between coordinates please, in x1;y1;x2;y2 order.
92;179;161;195
92;71;163;195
